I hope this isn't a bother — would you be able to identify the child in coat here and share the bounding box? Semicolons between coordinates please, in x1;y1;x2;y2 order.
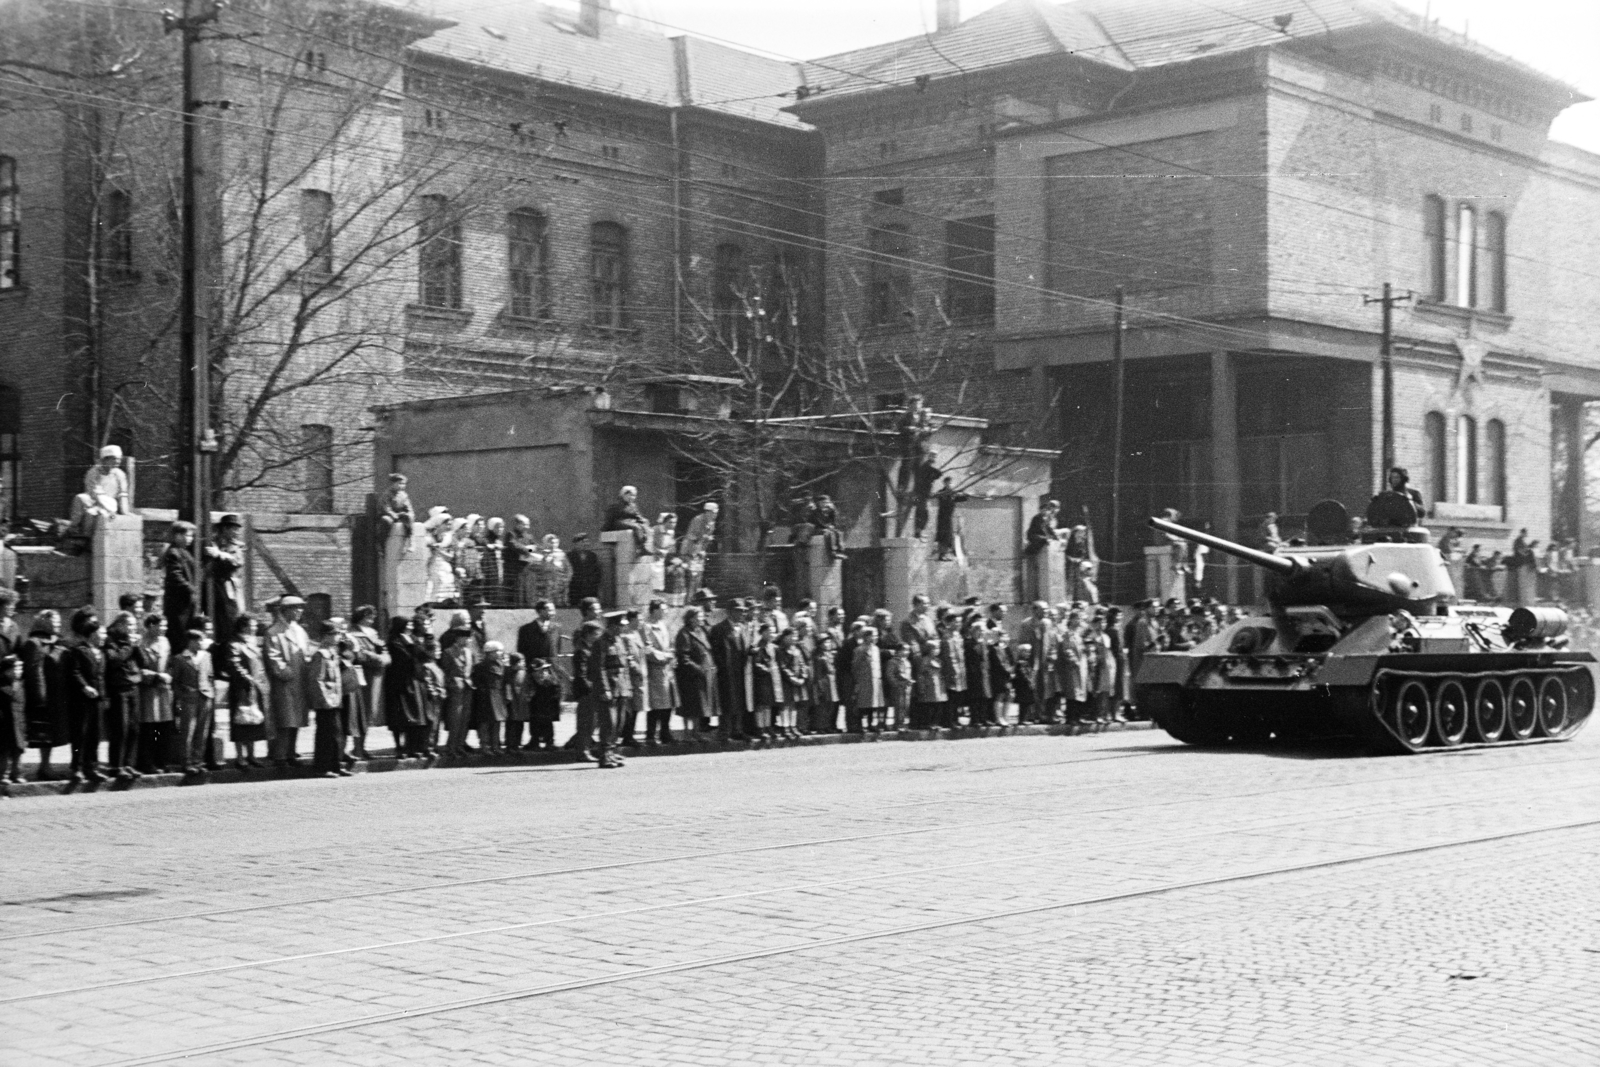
811;631;840;735
777;628;809;741
503;652;530;751
749;622;781;742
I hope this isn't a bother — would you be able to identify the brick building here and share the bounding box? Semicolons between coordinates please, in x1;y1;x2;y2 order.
4;0;1599;610
0;0;816;518
0;0;817;609
791;0;1600;600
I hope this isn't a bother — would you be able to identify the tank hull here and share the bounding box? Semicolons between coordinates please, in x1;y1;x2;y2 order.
1136;649;1596;754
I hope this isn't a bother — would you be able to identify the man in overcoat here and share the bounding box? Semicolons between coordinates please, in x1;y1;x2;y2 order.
898;593;943;727
640;598;678;744
710;598;752;740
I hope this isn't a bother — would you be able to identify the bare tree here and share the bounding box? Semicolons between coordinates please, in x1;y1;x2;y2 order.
0;0;535;511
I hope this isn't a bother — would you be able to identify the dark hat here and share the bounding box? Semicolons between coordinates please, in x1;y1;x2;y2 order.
388;472;407;482
692;587;717;603
214;513;243;529
471;596;492;607
572;533;590;544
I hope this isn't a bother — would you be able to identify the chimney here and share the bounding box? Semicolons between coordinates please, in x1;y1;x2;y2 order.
578;0;612;37
936;0;959;32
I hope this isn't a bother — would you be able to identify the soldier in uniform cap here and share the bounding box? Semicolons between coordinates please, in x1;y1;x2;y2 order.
591;611;631;768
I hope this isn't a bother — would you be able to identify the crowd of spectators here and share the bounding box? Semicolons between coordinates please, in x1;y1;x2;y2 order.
382;476;722;610
0;582;1238;782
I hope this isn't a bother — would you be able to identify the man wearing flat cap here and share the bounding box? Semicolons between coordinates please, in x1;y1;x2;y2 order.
265;594;310;766
207;514;246;637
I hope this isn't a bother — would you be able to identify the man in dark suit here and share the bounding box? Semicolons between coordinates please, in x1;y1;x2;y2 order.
710;598;751;740
162;521;200;646
514;598;564;750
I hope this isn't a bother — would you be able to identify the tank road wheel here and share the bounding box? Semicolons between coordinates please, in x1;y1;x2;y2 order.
1562;670;1594;734
1432;679;1469;747
1471;678;1507;743
1507;676;1539;741
1392;679;1433;750
1538;675;1569;736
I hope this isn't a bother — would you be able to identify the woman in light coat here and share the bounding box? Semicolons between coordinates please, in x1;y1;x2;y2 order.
134;614;173;771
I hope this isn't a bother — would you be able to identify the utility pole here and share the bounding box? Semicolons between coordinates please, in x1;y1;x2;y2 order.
1364;283;1413;491
163;0;223;603
1109;286;1126;595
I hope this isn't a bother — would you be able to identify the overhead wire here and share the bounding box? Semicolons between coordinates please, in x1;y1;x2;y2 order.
18;0;1399;301
13;0;1592;356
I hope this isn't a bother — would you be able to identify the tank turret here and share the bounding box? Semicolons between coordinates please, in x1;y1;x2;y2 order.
1148;514;1454;617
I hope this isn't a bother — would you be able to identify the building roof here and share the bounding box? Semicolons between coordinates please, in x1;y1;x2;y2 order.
405;0;807;128
795;0;1583;105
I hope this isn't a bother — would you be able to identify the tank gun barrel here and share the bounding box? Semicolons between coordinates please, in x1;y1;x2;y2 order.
1148;516;1299;576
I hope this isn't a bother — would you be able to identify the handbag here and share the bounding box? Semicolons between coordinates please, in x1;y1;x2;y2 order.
232;702;264;726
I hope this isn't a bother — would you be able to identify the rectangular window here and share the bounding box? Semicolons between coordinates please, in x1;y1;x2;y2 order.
1422;194;1446;302
0;384;18;522
1;156;20;289
868;224;912;325
300;189;334;275
1484;210;1507;313
1455;202;1476;308
507;208;550;318
301;424;334;513
418;194;462;309
873;187;904;206
590;221;627;328
713;242;749;349
944;215;995;321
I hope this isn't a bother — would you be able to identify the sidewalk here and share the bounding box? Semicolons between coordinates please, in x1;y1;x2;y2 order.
2;720;1156;799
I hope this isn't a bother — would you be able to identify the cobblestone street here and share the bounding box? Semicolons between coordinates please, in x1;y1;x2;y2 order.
3;728;1597;1067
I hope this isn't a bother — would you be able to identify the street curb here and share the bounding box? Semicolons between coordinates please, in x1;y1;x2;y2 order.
1;720;1156;798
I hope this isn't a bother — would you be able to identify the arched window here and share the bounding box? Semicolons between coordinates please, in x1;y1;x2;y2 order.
0;157;20;289
507;208;550;319
418;194;462;309
1484;211;1507;313
1455;203;1477;308
1485;418;1506;507
1424;411;1447;511
1422;194;1446;302
590;221;627;328
1457;414;1478;503
868;223;912;325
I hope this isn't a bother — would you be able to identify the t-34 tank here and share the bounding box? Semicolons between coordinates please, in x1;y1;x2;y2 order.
1137;500;1595;753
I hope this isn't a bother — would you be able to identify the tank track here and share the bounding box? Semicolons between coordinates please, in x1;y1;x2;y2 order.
1141;665;1594;755
1363;665;1594;754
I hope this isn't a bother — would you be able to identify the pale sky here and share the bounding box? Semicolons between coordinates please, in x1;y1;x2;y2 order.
608;0;1600;156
